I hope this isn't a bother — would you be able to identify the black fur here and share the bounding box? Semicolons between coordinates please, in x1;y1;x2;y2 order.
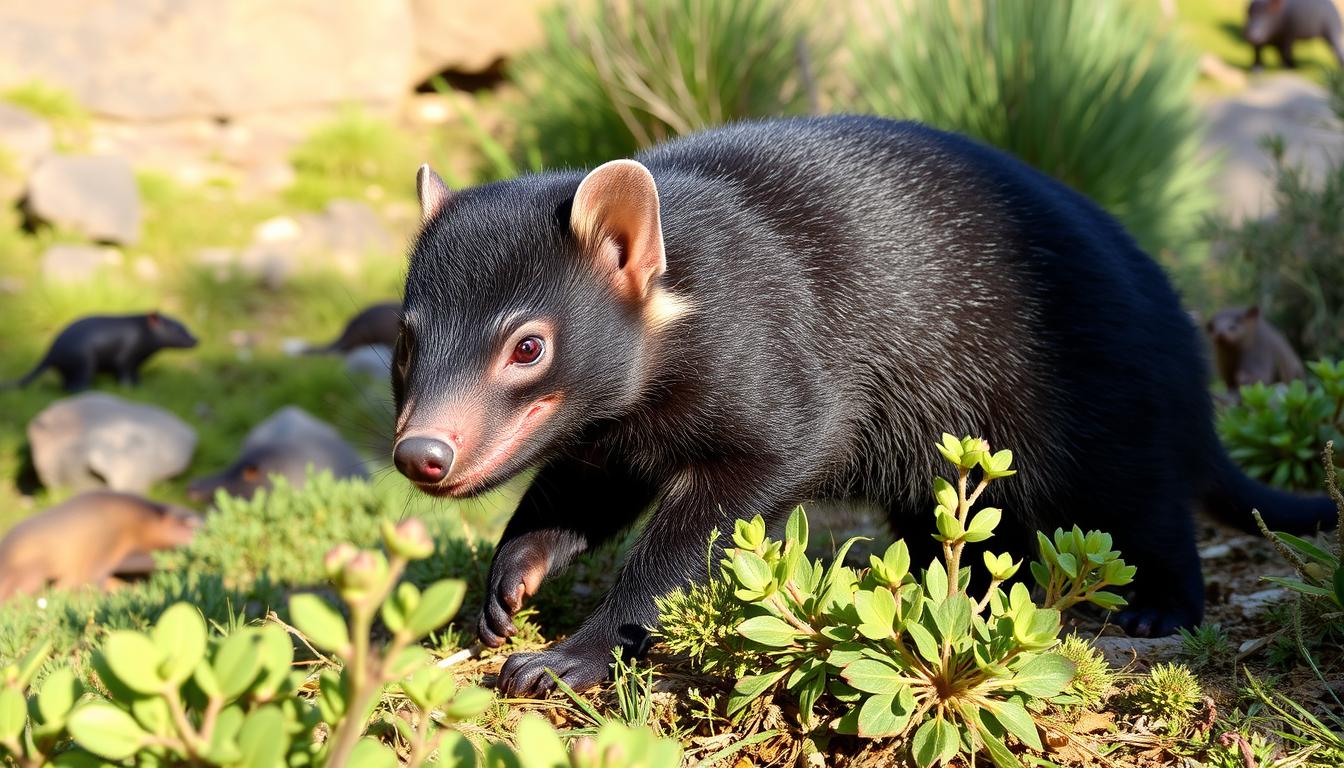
7;313;197;391
1245;0;1344;69
395;116;1336;696
306;302;402;354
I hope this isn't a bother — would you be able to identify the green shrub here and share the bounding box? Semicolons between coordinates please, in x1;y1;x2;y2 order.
1177;624;1234;671
0;519;682;767
507;0;817;171
847;0;1211;259
1218;361;1344;491
1208;82;1344;359
661;434;1134;768
1253;442;1344;614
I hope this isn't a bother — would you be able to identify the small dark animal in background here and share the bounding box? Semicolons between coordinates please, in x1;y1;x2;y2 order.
1244;0;1344;69
0;491;201;600
187;406;368;502
305;302;401;354
392;116;1336;697
1206;306;1306;394
6;312;198;392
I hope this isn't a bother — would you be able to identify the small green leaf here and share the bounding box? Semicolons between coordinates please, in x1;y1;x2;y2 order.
349;738;398;768
924;559;949;602
0;686;25;741
289;593;351;654
906;621;941;666
932;477;958;512
407;579;467;639
732;551;772;593
317;669;347;723
727;669;787;716
237;705;286;768
152;603;208;687
841;659;909;695
213;630;264;700
68;702;150;760
441;685;493;722
1010;653;1074;698
37;666;81;725
204;705;245;764
737;615;800;647
516;714;569;768
911;716;959;767
251;625;295;700
1055;553;1078;579
1333;566;1344;609
855;688;915;737
965;507;1001;541
785;507;809;551
979;726;1024;768
987;697;1042;750
100;631;165;694
935;508;964;542
14;640;51;689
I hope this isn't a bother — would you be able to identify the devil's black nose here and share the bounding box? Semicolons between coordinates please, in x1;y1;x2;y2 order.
394;436;454;484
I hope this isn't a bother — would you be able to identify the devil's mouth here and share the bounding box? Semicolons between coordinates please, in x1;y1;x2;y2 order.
424;396;558;498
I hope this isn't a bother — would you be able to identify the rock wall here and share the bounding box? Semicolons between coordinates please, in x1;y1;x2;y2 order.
0;0;545;121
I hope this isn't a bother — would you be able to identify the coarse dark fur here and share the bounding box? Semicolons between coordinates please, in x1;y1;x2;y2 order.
6;312;197;391
393;116;1337;696
1245;0;1344;69
186;440;368;502
305;302;402;354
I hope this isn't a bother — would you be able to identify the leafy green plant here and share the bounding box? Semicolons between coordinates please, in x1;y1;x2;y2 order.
665;434;1134;767
1253;441;1344;615
0;518;681;767
507;0;818;171
1129;663;1204;736
1242;670;1344;766
1219;361;1344;490
847;0;1211;260
1177;624;1235;671
1;81;90;150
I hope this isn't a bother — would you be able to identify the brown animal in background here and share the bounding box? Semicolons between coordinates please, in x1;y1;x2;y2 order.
1206;306;1306;394
0;492;201;600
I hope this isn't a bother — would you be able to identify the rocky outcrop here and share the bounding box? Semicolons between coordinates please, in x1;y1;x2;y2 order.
25;154;141;243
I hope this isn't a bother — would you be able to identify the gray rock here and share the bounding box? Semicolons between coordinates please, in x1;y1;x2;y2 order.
0;0;412;120
27;393;197;493
187;406;366;500
26;154;141;243
1091;635;1183;670
40;244;120;284
1229;587;1289;618
345;344;392;380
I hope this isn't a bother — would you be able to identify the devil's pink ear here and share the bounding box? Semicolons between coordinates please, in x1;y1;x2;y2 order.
146;310;161;327
416;164;452;224
570;159;666;300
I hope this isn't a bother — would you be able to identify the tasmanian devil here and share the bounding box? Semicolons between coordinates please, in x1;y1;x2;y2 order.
6;312;198;391
390;116;1337;696
1206;305;1306;394
1244;0;1344;69
305;302;402;354
0;491;201;600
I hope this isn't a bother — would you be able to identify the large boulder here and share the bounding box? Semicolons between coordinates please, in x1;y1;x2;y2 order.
25;154;141;243
27;393;197;493
187;406;367;501
0;0;412;120
409;0;547;83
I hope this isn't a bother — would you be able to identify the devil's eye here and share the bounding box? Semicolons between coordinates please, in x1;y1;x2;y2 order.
511;336;544;366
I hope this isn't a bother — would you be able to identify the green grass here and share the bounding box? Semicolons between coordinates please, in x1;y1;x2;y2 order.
1;80;91;150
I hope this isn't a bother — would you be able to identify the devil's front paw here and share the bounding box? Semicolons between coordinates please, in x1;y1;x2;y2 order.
496;637;615;697
1116;601;1201;638
478;533;563;647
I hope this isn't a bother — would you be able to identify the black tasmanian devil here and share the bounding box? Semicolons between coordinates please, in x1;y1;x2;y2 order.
6;312;198;391
391;116;1336;696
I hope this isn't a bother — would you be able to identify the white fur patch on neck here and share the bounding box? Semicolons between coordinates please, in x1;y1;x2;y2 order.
644;289;693;332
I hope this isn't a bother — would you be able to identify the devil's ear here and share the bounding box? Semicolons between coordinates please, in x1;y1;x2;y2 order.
1245;305;1261;320
416;164;452;224
146;311;161;327
570;159;666;300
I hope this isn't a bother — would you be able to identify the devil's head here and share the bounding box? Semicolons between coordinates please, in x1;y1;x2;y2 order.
1245;0;1285;46
391;161;686;497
